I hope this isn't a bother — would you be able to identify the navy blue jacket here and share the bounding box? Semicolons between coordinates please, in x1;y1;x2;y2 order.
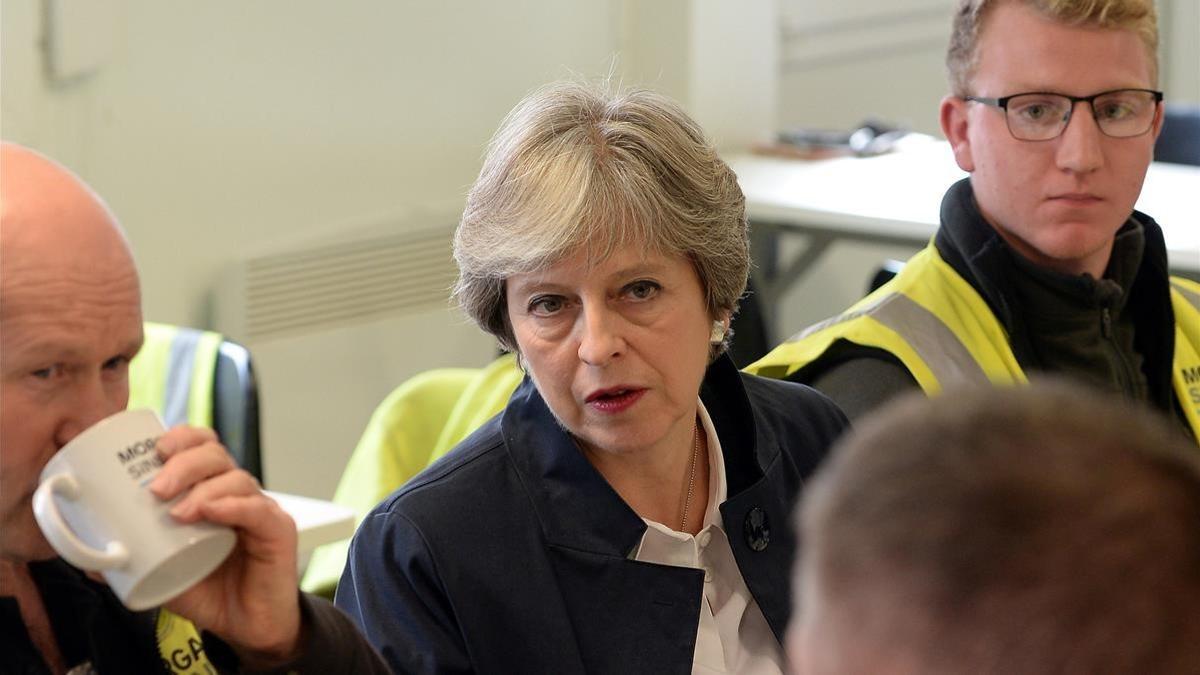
336;355;847;674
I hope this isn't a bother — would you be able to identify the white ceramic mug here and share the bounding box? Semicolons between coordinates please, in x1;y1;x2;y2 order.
33;408;237;610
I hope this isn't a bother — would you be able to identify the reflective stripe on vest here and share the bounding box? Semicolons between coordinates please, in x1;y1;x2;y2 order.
128;323;221;428
1172;279;1200;312
794;291;990;387
747;245;1200;443
747;245;1023;393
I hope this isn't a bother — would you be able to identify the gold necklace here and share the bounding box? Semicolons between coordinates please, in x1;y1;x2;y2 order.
680;423;699;532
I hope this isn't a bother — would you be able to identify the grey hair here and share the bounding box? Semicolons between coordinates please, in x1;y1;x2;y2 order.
453;80;749;355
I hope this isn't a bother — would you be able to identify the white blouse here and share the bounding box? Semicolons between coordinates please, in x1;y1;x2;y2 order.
631;400;785;675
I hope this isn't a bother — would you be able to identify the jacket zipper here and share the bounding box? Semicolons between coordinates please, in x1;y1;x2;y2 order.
1101;306;1139;397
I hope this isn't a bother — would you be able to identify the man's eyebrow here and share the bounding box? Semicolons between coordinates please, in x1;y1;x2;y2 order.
997;84;1148;96
3;340;87;364
4;334;143;366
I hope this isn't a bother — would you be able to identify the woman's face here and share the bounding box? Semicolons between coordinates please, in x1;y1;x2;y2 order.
505;245;719;459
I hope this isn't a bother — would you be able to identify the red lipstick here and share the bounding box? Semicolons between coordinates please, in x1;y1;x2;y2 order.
585;387;646;414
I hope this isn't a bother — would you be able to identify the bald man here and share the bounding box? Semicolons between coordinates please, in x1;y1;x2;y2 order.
0;143;389;674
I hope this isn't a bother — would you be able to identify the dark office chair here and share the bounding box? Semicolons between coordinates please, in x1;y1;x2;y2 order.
213;340;263;483
868;259;907;294
727;278;772;368
302;354;523;597
129;323;264;484
1154;104;1200;166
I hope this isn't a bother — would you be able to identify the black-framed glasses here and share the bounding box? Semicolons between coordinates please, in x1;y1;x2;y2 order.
965;88;1163;141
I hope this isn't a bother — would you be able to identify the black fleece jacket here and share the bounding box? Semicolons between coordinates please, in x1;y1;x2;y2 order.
799;178;1180;425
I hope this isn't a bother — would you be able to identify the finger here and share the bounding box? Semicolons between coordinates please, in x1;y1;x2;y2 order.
196;493;298;554
167;494;301;655
169;467;262;521
155;425;220;459
150;440;238;501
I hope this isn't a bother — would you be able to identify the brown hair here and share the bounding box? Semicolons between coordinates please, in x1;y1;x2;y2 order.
796;381;1200;673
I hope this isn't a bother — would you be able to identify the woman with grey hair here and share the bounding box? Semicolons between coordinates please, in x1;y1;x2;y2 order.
336;81;847;674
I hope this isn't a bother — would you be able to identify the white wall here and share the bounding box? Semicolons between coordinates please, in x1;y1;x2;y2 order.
778;0;953;136
1164;0;1200;103
618;0;779;151
771;0;954;336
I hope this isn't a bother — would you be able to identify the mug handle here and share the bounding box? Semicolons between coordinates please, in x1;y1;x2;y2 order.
33;473;130;571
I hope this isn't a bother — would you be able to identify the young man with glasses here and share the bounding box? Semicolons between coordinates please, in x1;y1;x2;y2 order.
749;0;1200;441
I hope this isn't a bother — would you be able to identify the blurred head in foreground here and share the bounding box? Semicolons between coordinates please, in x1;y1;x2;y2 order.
791;381;1200;674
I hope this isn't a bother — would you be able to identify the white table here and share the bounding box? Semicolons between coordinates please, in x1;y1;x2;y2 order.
266;490;355;553
727;140;1200;333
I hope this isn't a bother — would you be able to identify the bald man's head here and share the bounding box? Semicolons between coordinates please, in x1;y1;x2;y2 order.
0;142;135;272
0;141;144;561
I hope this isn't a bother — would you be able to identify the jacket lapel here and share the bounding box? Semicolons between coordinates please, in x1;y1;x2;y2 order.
702;358;796;641
500;356;788;669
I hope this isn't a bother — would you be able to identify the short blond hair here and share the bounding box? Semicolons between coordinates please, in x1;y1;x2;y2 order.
453;81;749;354
946;0;1159;96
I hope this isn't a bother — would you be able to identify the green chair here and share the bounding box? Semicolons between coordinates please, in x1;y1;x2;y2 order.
301;354;524;598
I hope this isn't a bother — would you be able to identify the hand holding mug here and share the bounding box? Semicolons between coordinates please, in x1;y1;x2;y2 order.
150;424;303;664
32;409;236;610
33;410;305;666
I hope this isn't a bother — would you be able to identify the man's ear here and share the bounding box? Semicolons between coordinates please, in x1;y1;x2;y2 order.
940;95;975;172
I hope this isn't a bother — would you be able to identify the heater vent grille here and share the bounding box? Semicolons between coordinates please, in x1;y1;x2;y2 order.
239;227;458;340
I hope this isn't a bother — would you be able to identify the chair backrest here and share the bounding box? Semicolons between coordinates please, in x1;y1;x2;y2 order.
1155;104;1200;166
128;322;263;483
213;341;263;482
727;277;772;368
301;354;524;598
868;259;907;294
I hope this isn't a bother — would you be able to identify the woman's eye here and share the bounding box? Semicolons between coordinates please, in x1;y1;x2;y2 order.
625;280;661;301
529;296;565;316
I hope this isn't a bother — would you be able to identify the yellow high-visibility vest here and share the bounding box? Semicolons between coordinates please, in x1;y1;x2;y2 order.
155;609;217;674
128;322;223;428
126;324;225;671
746;245;1200;443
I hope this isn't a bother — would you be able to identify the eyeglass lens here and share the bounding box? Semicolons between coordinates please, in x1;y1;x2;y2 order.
1005;90;1158;140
